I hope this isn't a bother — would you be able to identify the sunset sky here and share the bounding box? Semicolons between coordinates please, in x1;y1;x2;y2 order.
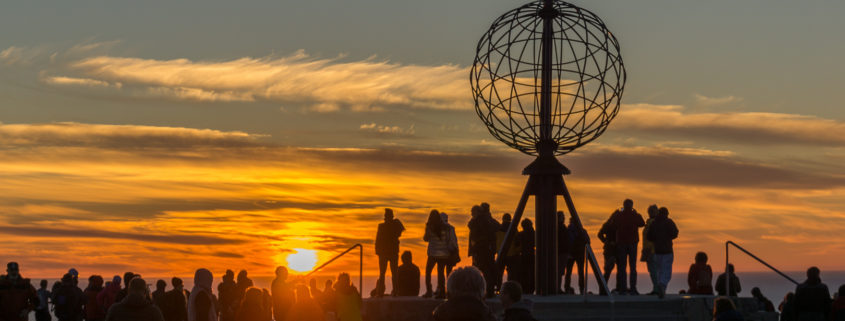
2;0;844;281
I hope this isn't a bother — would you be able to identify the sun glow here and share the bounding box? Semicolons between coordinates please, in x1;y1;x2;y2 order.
286;248;319;273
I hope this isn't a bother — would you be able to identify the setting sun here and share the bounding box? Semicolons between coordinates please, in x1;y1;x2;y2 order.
286;248;319;273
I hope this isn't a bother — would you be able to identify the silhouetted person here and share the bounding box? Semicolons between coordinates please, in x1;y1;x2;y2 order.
441;213;460;276
468;204;500;298
597;214;617;293
424;209;450;299
114;272;135;304
613;199;645;294
105;277;165;321
97;276;121;315
373;208;405;297
565;216;588;295
153;280;167;309
333;273;362;321
319;280;335;313
35;279;51;321
751;287;775;312
794;266;831;321
52;273;84;321
432;266;496;321
495;213;520;290
515;219;535;294
84;275;106;321
288;285;323;321
217;270;237;321
647;206;678;298
261;289;272;321
0;262;39;321
187;269;217;321
499;281;537;321
235;270;253;305
779;292;796;321
713;297;744;321
556;211;571;294
162;278;189;321
271;266;294;321
715;264;741;297
308;279;322;301
235;288;268;321
830;284;845;321
641;204;659;295
396;251;420;297
687;252;714;295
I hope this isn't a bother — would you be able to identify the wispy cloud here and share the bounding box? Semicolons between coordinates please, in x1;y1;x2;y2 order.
359;123;415;137
0;122;265;148
36;50;469;111
614;104;845;146
693;93;742;106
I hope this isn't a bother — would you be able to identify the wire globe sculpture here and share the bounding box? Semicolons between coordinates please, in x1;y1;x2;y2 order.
471;0;626;156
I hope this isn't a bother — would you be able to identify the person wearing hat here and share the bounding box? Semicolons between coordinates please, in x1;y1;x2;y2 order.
0;262;40;321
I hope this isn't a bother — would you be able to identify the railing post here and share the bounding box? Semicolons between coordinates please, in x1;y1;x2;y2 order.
725;241;730;296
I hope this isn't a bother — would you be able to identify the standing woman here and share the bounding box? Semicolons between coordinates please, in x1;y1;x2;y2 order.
188;269;217;321
423;210;450;299
441;212;460;277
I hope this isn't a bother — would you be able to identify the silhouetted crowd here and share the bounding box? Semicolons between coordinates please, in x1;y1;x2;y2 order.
3;200;844;321
0;263;362;321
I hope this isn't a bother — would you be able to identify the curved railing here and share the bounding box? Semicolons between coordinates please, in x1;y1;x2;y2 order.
725;241;798;295
306;243;364;300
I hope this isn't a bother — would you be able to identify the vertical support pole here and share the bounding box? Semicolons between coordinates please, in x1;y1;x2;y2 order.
725;242;730;297
534;174;559;295
539;0;555;141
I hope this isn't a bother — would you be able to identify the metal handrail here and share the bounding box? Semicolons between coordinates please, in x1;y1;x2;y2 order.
306;243;363;300
725;241;798;296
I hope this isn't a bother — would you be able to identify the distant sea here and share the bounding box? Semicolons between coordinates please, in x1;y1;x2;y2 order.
28;271;845;321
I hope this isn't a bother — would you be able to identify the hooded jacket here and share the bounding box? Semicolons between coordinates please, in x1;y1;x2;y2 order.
104;292;165;321
84;277;106;321
188;269;217;321
646;212;678;254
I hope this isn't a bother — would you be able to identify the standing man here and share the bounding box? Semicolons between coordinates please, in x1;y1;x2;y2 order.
468;204;500;297
0;262;39;321
612;199;645;294
373;208;405;297
647;207;679;298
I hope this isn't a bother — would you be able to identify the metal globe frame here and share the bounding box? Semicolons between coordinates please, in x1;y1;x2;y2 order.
471;0;625;156
472;0;626;296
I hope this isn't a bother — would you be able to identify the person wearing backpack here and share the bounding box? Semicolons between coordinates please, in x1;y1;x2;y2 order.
687;252;713;295
52;273;84;321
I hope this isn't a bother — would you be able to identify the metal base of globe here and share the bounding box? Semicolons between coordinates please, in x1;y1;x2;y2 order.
496;153;610;296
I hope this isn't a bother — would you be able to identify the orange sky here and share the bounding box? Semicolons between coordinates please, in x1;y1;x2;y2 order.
1;127;843;280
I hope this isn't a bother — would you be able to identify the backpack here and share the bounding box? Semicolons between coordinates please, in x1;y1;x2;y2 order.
53;286;79;319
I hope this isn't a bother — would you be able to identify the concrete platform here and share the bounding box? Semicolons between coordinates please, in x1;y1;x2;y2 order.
362;295;779;321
